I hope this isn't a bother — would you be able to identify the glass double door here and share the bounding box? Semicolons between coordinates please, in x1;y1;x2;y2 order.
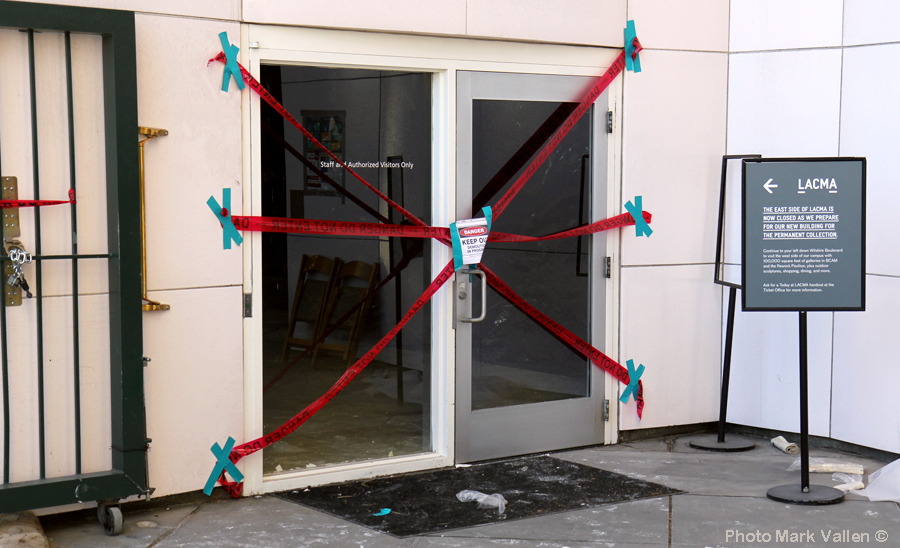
455;71;608;463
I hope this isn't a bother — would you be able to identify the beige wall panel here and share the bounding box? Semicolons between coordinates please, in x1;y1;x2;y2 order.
135;15;242;291
143;286;243;498
619;265;722;431
466;0;626;47
243;0;466;37
628;0;729;52
621;50;728;266
7;0;240;21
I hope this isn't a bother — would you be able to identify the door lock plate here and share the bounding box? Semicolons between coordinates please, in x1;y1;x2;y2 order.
4;260;21;307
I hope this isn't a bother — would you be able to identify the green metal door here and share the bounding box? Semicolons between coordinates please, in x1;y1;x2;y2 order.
0;1;147;513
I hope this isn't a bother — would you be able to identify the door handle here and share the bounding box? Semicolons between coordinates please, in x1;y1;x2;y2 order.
459;268;486;323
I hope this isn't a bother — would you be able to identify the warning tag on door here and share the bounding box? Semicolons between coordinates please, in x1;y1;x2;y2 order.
450;207;492;271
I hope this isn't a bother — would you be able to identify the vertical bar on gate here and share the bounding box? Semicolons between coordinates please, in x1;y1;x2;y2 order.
65;31;82;474
27;29;46;479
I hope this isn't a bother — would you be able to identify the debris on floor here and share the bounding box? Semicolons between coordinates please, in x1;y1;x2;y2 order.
771;435;799;454
787;457;865;474
456;490;507;514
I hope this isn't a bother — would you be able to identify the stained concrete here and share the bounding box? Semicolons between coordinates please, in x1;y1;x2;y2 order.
40;434;900;548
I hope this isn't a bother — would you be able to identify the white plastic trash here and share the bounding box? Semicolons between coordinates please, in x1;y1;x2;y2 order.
771;436;800;454
456;490;507;514
787;458;864;475
857;458;900;503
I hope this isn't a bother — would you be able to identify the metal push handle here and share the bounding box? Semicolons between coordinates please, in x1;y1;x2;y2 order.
459;268;486;323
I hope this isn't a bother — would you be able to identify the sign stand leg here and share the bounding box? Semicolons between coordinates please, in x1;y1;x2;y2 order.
689;286;757;452
766;311;844;505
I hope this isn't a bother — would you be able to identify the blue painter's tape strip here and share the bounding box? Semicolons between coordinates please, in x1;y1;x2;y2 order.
624;20;641;73
207;188;243;249
203;436;244;496
620;359;645;404
624;196;652;237
219;32;245;92
450;221;464;271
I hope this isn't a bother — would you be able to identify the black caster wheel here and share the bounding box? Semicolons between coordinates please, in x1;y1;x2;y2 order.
97;502;124;536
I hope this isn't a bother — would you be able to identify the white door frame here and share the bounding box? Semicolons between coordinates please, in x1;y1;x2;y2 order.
239;23;624;496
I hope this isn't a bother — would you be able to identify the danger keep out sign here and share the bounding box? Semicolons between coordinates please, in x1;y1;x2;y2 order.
453;217;490;268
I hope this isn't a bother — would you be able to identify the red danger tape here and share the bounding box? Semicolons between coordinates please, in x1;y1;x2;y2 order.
209;35;645;497
229;210;650;243
215;260;457;497
210;52;427;229
481;264;644;418
492;50;627;220
0;189;75;209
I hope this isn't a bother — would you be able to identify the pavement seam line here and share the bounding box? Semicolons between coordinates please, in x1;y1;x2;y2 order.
144;503;207;548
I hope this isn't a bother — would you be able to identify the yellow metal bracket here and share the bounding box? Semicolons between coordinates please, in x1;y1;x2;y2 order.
139;127;170;312
3;177;21;307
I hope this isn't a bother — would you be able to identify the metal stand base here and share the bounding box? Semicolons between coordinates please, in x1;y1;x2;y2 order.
766;484;845;505
687;435;757;452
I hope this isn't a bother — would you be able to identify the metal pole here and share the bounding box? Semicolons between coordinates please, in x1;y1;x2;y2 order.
717;286;737;443
799;310;810;492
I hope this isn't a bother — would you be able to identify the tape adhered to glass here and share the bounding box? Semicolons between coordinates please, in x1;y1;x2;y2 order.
481;265;644;419
491;50;628;220
212;260;457;497
208;33;645;498
0;188;76;209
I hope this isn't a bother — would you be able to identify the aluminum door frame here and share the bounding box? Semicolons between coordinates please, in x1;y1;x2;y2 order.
455;71;607;463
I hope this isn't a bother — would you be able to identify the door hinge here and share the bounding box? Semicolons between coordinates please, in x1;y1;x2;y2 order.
607;111;613;134
605;256;611;278
243;293;252;318
603;399;610;421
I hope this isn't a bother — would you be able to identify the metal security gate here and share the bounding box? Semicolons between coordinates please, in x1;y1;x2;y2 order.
0;1;147;520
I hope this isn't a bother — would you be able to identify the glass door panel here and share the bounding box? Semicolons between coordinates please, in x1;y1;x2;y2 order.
456;71;606;462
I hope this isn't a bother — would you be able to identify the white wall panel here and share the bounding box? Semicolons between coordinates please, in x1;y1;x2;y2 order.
621;50;727;266
839;43;900;278
243;0;467;37
135;15;242;291
467;0;625;47
724;296;832;437
843;0;900;46
727;49;842;158
730;0;843;52
831;275;900;454
143;286;243;498
7;0;240;20
628;0;729;52
619;265;722;431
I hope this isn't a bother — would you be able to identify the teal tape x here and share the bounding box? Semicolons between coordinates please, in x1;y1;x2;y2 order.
451;206;492;271
624;20;641;73
207;188;243;249
203;436;243;496
219;31;245;92
620;359;644;404
624;196;652;237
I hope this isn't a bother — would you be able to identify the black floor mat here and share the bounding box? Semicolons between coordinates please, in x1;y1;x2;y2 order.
273;455;683;537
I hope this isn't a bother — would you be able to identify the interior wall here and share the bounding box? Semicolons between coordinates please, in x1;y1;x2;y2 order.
725;0;900;453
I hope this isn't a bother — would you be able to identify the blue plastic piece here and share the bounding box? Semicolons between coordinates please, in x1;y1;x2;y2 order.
203;436;244;496
219;31;245;92
624;196;652;238
373;508;391;516
620;359;645;404
207;188;243;249
624;20;641;73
